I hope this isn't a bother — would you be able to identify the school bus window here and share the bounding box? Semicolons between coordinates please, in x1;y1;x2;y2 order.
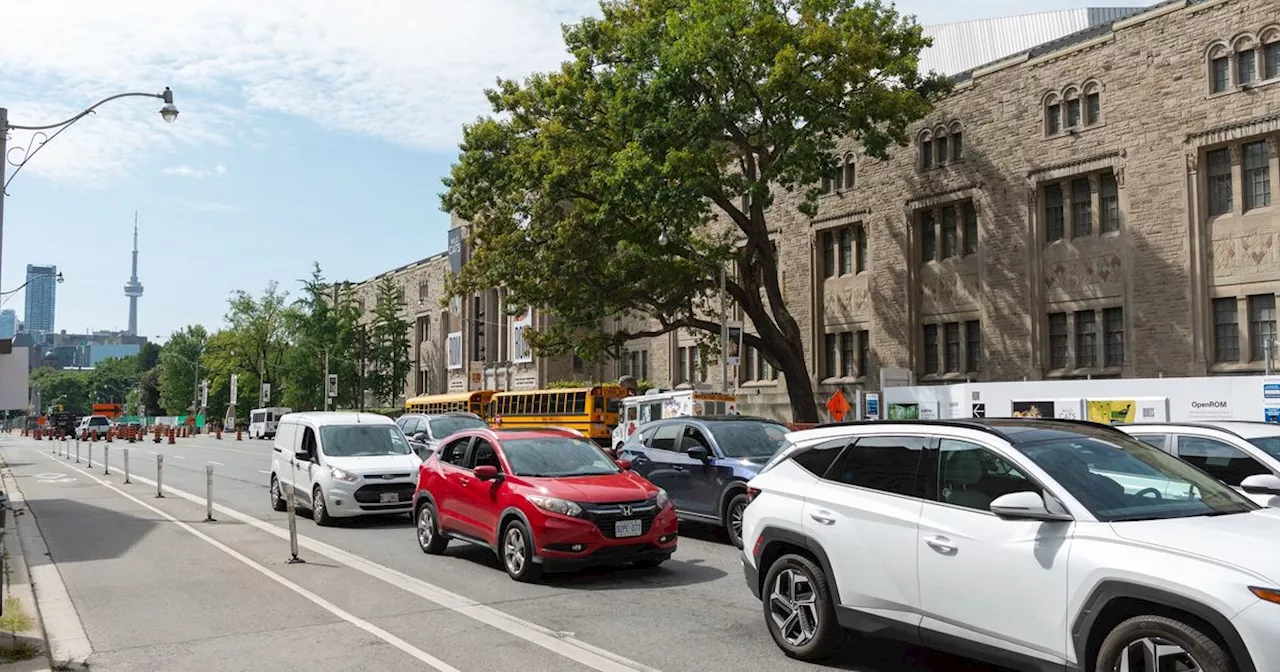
593;396;604;413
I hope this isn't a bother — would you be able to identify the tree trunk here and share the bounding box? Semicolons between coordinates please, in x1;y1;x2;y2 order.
777;345;819;423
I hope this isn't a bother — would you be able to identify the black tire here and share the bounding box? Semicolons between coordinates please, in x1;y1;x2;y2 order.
761;553;843;661
269;475;286;512
312;486;333;526
499;519;543;582
1095;614;1233;672
415;502;449;554
724;492;749;549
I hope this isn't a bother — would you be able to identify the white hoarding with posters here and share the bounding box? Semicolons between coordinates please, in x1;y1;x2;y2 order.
511;309;533;364
0;348;29;411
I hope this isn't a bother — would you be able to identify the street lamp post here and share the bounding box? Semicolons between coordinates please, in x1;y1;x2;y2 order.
0;88;178;291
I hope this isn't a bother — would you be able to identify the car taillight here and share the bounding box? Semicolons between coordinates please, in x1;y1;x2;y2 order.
747;486;761;502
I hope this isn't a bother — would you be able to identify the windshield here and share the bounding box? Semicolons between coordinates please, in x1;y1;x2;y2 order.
428;415;488;439
502;437;621;477
1246;436;1280;460
319;425;412;457
707;421;789;458
1015;432;1256;522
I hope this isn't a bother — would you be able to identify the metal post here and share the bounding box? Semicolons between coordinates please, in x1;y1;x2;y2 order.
123;447;131;484
87;443;92;469
204;464;216;522
0;108;8;285
103;445;109;475
155;454;165;498
1267;338;1274;376
324;348;331;412
285;482;305;564
75;439;80;463
71;437;77;460
719;264;728;391
358;324;366;412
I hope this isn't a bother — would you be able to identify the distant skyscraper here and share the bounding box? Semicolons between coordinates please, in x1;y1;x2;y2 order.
23;264;57;337
123;212;144;336
0;309;15;339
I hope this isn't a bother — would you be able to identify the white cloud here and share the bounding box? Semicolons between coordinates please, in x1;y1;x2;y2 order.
0;0;1091;186
163;162;227;178
178;200;243;213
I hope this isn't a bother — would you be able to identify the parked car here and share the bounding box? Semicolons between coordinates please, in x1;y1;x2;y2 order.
267;412;420;525
396;412;489;459
618;415;789;548
1115;421;1280;508
742;417;1280;671
76;414;113;437
412;427;678;581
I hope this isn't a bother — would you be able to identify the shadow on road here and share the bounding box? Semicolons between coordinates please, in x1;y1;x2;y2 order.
816;634;1008;671
21;496;158;565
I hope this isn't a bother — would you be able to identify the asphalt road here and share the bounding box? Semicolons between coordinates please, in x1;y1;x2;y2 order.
14;432;1009;672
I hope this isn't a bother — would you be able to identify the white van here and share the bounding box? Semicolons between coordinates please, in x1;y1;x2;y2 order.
267;412;419;525
248;407;291;439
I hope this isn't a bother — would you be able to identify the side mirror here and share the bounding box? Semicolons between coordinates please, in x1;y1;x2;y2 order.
1241;473;1280;496
989;491;1073;522
474;465;501;481
293;450;310;461
687;445;711;462
413;432;428;442
616;458;633;471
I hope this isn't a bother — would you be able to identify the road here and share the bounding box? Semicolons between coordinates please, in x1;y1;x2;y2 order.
4;432;1008;671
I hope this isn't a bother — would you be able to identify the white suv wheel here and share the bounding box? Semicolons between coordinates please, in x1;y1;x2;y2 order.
769;568;818;646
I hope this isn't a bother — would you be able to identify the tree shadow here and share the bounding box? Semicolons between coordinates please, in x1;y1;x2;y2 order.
20;496;158;565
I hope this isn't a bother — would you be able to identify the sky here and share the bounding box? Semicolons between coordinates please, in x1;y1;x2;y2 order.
0;0;1138;342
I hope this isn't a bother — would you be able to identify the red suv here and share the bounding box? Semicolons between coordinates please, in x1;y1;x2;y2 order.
412;428;679;581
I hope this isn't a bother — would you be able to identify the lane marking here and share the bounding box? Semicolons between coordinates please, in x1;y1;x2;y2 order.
209;461;225;466
35;448;660;672
171;455;186;460
35;454;462;671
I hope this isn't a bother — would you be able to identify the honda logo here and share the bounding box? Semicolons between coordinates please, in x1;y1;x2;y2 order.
619;504;633;516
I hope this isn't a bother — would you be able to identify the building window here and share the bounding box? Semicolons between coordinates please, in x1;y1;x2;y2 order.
963;202;978;255
1065;95;1082;128
1100;171;1120;233
922;324;938;374
843;156;856;190
920;136;933;170
1267;41;1280;80
1084;84;1101;125
855;226;867;273
1045;184;1065;242
743;346;778;382
935;135;948;165
1239;48;1257;85
824;333;838;379
1243;140;1271;210
965;320;981;372
1249;294;1277;362
941;205;958;259
1213;297;1239;363
1071;178;1093;237
1048;313;1068;369
839;332;855;377
857;330;870;376
839;228;853;275
822;230;836;278
1046;98;1062;135
1211;55;1231;93
624;350;649;380
676;346;690;384
1207;148;1233;216
1075;311;1096;368
920;211;936;262
943;322;960;373
1103;307;1124;367
950;127;964;161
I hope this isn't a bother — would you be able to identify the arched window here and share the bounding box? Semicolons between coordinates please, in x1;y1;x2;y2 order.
948;122;964;161
1082;81;1102;126
933;126;949;165
1207;42;1232;93
918;131;934;170
1062;87;1082;129
842;154;856;189
1233;35;1259;86
1044;93;1063;135
1263;27;1280;80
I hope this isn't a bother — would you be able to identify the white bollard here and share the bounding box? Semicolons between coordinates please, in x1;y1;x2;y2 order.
75;440;80;464
156;454;165;498
205;464;216;522
285;483;304;564
87;443;93;469
123;448;131;484
103;445;110;475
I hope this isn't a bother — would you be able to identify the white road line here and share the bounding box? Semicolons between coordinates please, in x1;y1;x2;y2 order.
149;451;159;455
171;455;186;459
37;448;661;672
39;455;462;672
209;461;225;466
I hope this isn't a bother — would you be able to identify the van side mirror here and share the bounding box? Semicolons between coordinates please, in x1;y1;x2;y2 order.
989;491;1073;522
1241;473;1280;496
294;449;310;461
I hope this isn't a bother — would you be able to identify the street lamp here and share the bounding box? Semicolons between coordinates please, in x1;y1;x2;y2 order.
0;88;178;292
0;270;63;309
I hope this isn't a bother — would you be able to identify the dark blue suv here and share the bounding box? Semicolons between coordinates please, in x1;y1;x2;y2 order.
617;416;789;548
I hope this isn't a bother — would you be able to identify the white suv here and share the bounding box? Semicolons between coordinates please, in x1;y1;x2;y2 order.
741;418;1280;671
268;412;419;525
1115;422;1280;508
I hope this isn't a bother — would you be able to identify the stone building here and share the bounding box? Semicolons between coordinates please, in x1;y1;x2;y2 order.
354;0;1280;420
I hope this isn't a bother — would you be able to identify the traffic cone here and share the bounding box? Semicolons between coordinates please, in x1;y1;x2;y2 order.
106;431;113;443
168;428;175;445
216;428;222;440
236;429;242;441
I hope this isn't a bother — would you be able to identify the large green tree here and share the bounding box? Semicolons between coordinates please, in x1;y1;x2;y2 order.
442;0;948;421
158;325;209;414
281;264;364;411
88;355;139;405
224;282;293;406
29;368;91;416
366;277;411;407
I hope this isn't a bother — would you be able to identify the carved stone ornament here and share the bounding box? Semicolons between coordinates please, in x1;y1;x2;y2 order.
1114;166;1125;187
1269;136;1280;158
1229;144;1241;164
1186;153;1198;173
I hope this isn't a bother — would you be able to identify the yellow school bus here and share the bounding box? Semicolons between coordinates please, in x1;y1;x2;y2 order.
404;391;496;417
488;385;628;447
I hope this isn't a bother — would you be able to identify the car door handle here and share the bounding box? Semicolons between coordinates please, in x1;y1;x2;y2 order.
672;465;685;471
808;511;836;526
924;535;957;554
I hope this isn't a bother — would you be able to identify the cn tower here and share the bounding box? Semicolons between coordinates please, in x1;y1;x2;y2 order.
123;212;143;336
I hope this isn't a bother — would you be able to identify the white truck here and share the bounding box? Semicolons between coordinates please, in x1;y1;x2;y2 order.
611;388;738;451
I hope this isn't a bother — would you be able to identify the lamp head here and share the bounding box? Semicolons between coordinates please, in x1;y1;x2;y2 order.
159;88;178;123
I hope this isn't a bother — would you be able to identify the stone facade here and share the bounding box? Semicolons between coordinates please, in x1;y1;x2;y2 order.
355;0;1280;421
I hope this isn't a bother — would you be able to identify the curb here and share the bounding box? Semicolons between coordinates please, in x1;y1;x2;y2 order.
0;455;86;671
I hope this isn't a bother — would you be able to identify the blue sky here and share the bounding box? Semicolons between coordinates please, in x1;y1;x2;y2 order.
0;0;1137;342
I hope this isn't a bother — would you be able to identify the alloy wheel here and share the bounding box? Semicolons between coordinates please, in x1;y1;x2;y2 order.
730;502;746;542
418;507;434;548
504;527;526;575
313;490;324;521
768;568;819;647
1114;637;1203;672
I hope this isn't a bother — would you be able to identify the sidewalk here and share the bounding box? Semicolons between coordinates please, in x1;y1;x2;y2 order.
0;462;53;672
